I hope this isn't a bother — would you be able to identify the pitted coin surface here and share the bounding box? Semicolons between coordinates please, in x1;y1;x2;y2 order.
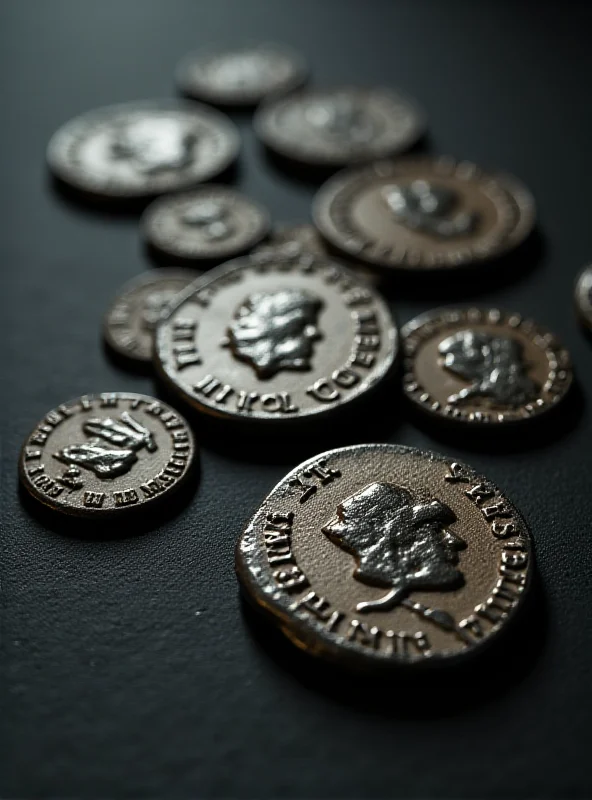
254;87;425;167
142;186;270;262
574;265;592;331
402;307;572;425
103;270;199;364
236;444;532;667
313;157;535;269
155;255;397;424
19;393;196;517
176;42;307;106
47;100;240;199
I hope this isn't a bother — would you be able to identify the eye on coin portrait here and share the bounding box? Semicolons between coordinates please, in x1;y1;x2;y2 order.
236;444;532;668
19;393;196;517
574;265;592;331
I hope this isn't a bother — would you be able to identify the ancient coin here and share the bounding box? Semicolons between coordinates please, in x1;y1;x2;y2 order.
574;265;592;331
176;42;307;106
313;157;535;270
19;393;196;517
254;87;425;167
47;100;240;199
154;254;397;424
103;270;200;364
142;186;270;262
402;307;573;425
236;443;532;668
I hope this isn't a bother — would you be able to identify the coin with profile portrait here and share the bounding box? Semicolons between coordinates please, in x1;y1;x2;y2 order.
154;253;398;425
236;444;532;668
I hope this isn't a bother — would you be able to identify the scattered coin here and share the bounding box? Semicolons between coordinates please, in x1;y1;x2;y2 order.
103;269;200;364
254;87;425;167
142;186;270;263
176;42;308;106
236;443;532;668
19;393;196;517
154;254;397;424
313;157;535;270
47;100;240;199
402;307;572;425
574;265;592;331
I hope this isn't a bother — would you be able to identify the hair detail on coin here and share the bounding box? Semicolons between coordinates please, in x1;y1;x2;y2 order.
322;482;465;612
181;199;234;241
382;180;478;238
305;94;376;142
110;118;196;174
225;289;324;378
438;330;539;407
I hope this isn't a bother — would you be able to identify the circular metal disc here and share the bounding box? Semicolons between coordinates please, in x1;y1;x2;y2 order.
574;265;592;330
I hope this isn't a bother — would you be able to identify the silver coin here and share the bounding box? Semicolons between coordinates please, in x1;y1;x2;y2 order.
47;100;240;199
142;186;270;262
574;265;592;331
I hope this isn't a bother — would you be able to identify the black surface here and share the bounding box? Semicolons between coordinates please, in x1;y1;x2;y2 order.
3;2;592;798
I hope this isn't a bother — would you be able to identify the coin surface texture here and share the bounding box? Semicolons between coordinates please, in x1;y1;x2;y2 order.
47;100;240;198
19;393;196;517
313;157;535;269
142;186;270;262
155;255;397;423
103;270;199;363
574;265;592;330
402;307;572;425
236;444;532;667
176;42;307;106
254;87;425;167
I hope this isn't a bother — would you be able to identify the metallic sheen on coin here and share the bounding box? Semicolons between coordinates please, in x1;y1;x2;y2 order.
313;157;535;269
47;100;240;199
142;186;270;262
402;307;572;425
19;393;196;517
103;269;199;364
574;265;592;331
254;87;425;167
154;254;398;424
236;444;532;667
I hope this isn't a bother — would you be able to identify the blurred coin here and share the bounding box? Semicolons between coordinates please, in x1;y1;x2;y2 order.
142;186;270;263
402;307;572;425
19;393;196;517
236;443;532;668
176;42;307;106
254;87;425;167
313;157;535;270
103;269;199;364
155;254;397;425
574;265;592;331
47;100;240;199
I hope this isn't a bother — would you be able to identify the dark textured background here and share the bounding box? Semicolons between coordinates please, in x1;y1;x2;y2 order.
3;1;592;798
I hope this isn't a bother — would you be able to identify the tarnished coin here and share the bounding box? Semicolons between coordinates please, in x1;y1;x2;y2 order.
19;393;196;517
254;87;425;167
142;186;270;262
47;100;240;199
103;269;199;364
313;157;535;270
236;444;532;668
154;254;397;424
176;42;307;106
574;265;592;331
402;307;572;425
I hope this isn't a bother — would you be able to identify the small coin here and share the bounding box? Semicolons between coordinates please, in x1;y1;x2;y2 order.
103;269;200;364
254;87;425;167
154;254;398;424
142;186;270;262
313;157;535;270
574;265;592;330
19;393;196;517
47;100;240;199
402;307;572;425
236;443;532;668
176;42;308;106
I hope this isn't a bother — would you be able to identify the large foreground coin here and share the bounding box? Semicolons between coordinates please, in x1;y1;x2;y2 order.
236;444;532;667
313;157;535;269
402;307;572;425
155;255;397;424
47;100;240;199
19;393;195;517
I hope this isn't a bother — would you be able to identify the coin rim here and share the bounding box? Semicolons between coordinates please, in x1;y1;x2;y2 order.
574;265;592;331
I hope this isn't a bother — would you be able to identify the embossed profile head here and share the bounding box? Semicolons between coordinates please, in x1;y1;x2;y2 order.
110;118;196;174
305;93;375;143
382;180;477;238
322;482;465;612
225;289;323;378
438;330;539;407
141;289;181;331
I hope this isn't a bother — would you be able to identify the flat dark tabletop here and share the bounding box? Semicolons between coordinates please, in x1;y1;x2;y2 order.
3;1;592;798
